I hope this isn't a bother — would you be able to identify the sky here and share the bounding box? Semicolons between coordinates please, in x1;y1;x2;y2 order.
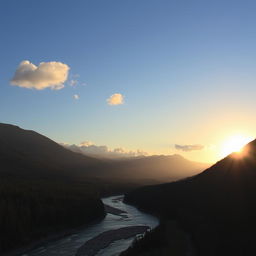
1;0;256;163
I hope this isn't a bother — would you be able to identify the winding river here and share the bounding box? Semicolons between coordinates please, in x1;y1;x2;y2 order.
22;195;159;256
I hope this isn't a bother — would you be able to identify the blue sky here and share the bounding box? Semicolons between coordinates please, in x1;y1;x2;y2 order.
1;0;256;162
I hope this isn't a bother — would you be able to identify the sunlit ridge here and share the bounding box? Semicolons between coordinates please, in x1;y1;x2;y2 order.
220;135;253;158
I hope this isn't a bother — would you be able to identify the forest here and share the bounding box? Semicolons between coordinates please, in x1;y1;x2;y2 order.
0;177;105;253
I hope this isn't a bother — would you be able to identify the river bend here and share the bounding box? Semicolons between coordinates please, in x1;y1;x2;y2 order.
22;195;159;256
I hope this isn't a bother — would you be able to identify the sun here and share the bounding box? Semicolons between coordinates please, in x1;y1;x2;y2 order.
220;135;253;158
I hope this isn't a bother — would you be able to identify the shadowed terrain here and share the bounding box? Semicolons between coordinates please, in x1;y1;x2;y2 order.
124;139;256;256
0;123;208;189
0;124;106;253
98;154;208;184
0;123;207;253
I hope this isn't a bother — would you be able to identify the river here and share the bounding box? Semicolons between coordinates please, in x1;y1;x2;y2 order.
22;195;159;256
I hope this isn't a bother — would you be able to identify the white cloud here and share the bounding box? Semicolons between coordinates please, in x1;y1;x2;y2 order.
69;79;78;86
79;141;94;146
11;60;69;90
73;94;80;100
68;74;87;88
107;93;124;105
62;141;147;159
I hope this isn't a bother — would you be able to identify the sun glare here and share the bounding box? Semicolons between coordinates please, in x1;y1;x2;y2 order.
220;135;253;158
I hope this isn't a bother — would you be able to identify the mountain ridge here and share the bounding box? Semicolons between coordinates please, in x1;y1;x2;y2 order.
0;123;105;253
124;139;256;256
0;122;209;253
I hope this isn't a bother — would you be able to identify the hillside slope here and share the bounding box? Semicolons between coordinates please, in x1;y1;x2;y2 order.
0;123;105;253
0;123;100;179
124;139;256;256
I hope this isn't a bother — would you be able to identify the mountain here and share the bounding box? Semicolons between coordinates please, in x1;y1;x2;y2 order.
0;123;208;253
0;123;207;253
124;139;256;256
0;123;105;253
0;122;208;193
97;154;209;185
63;141;209;184
0;123;101;179
0;123;208;183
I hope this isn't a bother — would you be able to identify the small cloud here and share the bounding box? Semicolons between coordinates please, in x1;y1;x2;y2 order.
11;60;69;90
69;79;78;86
68;74;87;88
73;94;80;100
79;141;94;147
107;93;124;105
175;144;204;152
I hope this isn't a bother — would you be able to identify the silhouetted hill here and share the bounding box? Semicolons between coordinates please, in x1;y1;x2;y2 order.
0;122;207;183
124;139;256;256
0;123;208;193
0;123;209;253
0;123;105;253
0;123;100;179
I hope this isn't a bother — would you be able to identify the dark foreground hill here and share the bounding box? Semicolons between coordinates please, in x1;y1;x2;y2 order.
124;139;256;256
0;123;101;179
0;123;105;253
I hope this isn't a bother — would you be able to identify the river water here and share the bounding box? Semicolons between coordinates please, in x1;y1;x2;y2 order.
22;195;159;256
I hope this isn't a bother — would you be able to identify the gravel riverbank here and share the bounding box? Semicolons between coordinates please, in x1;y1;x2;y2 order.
76;225;150;256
